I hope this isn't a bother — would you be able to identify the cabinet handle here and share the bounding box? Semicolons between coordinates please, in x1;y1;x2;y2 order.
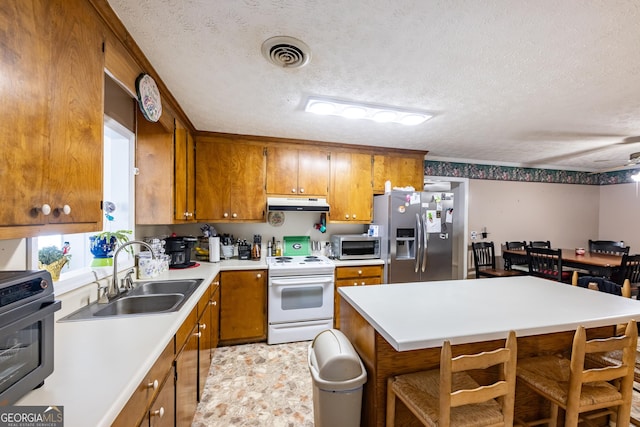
358;270;363;275
299;188;305;193
352;214;356;219
232;213;238;218
56;204;71;215
223;212;229;218
345;214;350;219
361;282;365;286
256;273;262;279
147;379;159;390
291;188;296;193
209;300;217;306
151;407;165;418
353;282;358;286
194;331;201;338
39;204;52;216
199;323;207;331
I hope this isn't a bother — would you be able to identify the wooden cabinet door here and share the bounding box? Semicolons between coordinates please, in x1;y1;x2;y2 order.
229;144;266;220
0;1;49;229
266;147;299;195
176;326;199;427
48;0;104;227
211;283;220;350
197;291;212;398
266;147;329;196
329;152;373;223
373;154;425;194
297;149;330;196
136;110;175;224
220;270;267;344
174;120;196;221
195;139;232;220
196;139;265;221
149;367;175;427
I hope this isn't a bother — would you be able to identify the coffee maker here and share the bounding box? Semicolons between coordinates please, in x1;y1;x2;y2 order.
164;236;198;268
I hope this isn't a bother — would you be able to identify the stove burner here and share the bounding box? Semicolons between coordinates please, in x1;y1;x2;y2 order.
303;256;321;262
274;257;293;263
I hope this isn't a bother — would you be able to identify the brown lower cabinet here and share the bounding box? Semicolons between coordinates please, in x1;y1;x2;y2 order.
334;265;383;328
219;270;267;345
113;277;220;427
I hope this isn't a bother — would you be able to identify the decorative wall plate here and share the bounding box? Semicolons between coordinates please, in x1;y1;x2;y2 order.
268;211;285;227
135;73;162;122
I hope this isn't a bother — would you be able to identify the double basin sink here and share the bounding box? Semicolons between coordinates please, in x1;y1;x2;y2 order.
60;278;203;322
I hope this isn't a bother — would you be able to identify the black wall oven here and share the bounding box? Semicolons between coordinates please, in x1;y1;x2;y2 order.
0;270;61;405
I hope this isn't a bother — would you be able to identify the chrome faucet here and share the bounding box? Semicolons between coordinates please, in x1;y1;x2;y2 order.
108;240;155;300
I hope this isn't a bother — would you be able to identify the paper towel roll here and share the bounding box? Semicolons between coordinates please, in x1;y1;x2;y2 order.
209;237;220;262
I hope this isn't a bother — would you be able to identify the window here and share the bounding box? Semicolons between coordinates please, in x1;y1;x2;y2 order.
31;117;135;284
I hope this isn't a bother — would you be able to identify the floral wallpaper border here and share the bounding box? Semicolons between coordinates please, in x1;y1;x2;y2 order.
424;160;638;185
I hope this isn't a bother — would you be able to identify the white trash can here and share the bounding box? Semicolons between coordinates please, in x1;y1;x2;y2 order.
308;329;367;427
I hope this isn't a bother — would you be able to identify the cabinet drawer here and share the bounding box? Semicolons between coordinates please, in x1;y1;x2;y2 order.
112;339;174;427
336;277;382;287
335;265;383;279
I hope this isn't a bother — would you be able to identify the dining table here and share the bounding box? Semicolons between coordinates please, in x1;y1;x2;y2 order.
502;247;624;278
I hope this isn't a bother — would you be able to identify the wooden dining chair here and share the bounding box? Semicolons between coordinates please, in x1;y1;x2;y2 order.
611;254;640;295
526;247;572;283
386;331;517;427
516;320;637;427
503;241;528;270
588;239;630;256
472;242;523;279
529;240;551;248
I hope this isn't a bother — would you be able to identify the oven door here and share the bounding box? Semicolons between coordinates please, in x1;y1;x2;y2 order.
268;275;334;324
0;298;61;405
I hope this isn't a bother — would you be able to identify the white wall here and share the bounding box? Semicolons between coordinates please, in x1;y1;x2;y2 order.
598;183;640;252
467;180;601;275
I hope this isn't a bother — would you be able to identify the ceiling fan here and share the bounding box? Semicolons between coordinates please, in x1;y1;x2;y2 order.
595;151;640;173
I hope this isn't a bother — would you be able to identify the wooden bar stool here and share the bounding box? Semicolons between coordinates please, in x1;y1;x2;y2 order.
516;320;637;427
386;331;517;427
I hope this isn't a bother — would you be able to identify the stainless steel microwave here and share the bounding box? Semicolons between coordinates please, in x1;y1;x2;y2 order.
331;235;381;260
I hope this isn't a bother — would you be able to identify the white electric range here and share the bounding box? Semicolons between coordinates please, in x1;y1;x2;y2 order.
266;255;335;344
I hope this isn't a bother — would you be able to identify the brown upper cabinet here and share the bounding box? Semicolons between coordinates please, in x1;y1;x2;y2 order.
373;153;425;194
174;119;196;221
195;136;266;222
266;147;330;196
329;152;374;223
0;0;104;239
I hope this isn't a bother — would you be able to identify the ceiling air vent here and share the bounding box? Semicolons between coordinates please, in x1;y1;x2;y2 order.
261;36;311;69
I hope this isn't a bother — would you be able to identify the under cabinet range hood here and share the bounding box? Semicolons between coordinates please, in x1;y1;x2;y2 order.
267;197;330;212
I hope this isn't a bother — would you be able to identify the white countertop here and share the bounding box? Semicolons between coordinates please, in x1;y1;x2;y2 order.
338;275;640;352
17;258;267;427
331;258;384;267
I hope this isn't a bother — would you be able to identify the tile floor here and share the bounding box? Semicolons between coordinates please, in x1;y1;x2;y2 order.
192;341;640;426
192;341;313;427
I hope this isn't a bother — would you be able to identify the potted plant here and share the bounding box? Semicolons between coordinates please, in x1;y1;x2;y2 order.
89;230;133;263
38;245;70;281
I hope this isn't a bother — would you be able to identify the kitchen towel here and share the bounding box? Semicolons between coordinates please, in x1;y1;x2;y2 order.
209;236;220;262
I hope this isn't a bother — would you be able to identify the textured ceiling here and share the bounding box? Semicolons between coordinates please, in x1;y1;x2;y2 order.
107;0;640;172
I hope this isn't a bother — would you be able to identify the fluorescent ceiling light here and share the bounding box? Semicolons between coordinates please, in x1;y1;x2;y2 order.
305;97;432;126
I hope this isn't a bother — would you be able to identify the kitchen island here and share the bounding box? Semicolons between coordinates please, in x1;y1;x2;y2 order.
338;275;640;426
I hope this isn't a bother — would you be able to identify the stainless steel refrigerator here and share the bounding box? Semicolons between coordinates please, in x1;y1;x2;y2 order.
373;190;455;283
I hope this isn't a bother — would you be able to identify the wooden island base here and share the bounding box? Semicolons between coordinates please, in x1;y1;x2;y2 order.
339;299;614;427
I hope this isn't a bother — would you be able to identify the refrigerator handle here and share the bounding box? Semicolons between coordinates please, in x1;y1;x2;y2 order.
415;212;421;273
422;212;428;272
